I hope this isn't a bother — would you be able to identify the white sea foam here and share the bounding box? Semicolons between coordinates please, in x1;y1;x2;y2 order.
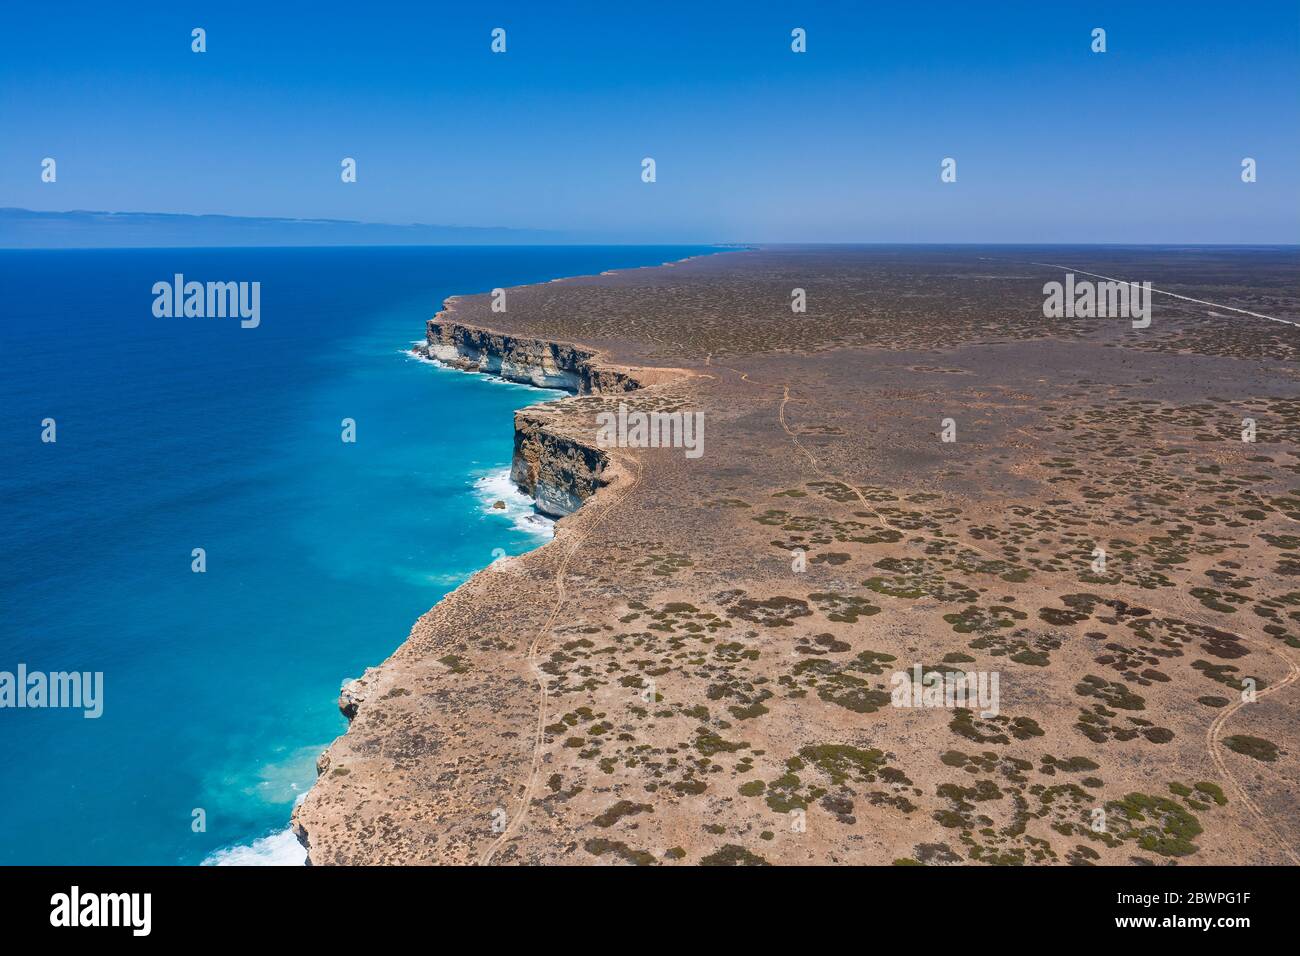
403;344;443;367
401;346;560;396
475;467;554;538
202;824;307;866
200;767;314;866
394;566;473;589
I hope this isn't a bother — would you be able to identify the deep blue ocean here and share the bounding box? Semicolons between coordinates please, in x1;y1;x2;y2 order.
0;245;712;864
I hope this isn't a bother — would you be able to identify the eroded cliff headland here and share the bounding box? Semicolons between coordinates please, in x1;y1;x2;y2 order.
294;248;1300;866
417;309;649;517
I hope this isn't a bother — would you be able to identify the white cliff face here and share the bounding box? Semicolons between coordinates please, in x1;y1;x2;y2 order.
425;340;583;391
421;319;638;395
417;316;643;518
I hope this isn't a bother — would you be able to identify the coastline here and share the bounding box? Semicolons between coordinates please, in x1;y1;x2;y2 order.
288;253;713;864
204;381;564;867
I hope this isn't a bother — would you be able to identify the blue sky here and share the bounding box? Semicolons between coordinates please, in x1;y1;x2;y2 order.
1;1;1296;242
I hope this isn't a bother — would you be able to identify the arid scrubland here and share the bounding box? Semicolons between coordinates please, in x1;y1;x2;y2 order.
295;247;1300;866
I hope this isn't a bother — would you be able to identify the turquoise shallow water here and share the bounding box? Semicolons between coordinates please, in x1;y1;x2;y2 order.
0;244;713;864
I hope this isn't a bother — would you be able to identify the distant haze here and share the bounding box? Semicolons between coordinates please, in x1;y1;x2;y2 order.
0;208;555;248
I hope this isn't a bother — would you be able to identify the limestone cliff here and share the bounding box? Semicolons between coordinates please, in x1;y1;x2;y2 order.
419;314;638;394
415;307;641;517
509;407;610;517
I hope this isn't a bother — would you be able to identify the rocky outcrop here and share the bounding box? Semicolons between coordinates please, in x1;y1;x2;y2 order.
337;668;379;721
416;311;644;517
510;409;609;517
418;317;638;394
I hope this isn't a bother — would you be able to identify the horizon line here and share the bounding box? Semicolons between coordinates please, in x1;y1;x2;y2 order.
2;210;1297;250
